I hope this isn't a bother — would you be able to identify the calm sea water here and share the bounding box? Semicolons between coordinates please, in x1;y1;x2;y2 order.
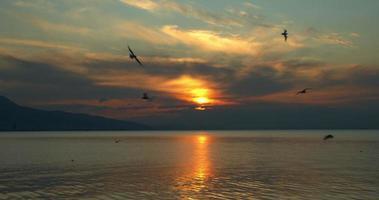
0;130;378;200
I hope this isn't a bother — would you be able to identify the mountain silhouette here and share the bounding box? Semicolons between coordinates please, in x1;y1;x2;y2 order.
0;96;150;131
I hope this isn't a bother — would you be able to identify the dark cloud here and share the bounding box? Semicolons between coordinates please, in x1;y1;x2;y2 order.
0;55;142;102
1;49;379;129
228;65;292;97
281;59;324;70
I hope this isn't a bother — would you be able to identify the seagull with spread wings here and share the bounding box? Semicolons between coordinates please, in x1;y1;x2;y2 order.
281;29;288;42
128;45;143;66
296;88;311;95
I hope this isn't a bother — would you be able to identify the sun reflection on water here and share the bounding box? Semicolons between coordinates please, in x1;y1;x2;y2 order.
175;134;212;196
194;135;209;183
198;135;207;144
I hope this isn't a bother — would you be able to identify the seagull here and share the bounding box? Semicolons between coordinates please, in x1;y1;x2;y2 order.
296;88;311;95
128;45;143;66
281;29;288;42
142;93;152;101
323;134;334;141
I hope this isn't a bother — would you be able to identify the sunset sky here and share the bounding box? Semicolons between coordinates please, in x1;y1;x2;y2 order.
1;0;378;129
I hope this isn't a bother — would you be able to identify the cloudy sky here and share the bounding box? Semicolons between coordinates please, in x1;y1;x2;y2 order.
1;0;378;129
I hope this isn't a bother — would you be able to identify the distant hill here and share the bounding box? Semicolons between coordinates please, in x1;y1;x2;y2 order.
0;96;150;131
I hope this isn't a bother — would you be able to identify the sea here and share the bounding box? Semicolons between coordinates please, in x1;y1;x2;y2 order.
0;130;378;200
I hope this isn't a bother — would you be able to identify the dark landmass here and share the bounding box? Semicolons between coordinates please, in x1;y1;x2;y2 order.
0;96;150;131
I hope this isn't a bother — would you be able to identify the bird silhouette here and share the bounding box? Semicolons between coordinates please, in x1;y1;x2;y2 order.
142;93;152;101
281;29;288;42
323;134;334;141
128;45;143;66
296;88;311;95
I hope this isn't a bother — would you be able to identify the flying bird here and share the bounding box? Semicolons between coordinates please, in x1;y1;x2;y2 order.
142;93;152;101
296;88;311;95
128;45;143;66
323;134;334;141
281;29;288;42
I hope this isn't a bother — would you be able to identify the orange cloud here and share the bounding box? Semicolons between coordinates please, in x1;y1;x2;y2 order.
119;0;159;11
116;21;175;45
161;76;215;102
161;76;236;107
120;0;242;26
92;73;232;107
85;52;206;65
162;25;261;55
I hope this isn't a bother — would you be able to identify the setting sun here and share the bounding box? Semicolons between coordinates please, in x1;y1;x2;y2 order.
191;88;213;108
162;76;218;109
193;97;211;104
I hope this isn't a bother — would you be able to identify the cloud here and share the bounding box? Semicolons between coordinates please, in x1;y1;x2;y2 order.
119;0;159;11
119;0;243;26
13;0;55;10
0;38;82;51
305;28;355;47
144;56;207;64
161;25;261;55
350;32;360;37
91;71;229;105
0;54;183;119
31;18;91;35
2;39;379;123
1;0;377;129
319;33;353;47
0;55;93;102
115;21;175;45
243;2;261;10
162;1;243;26
249;85;379;106
0;38;91;75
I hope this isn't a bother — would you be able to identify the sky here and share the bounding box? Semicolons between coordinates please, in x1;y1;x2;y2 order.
0;0;378;129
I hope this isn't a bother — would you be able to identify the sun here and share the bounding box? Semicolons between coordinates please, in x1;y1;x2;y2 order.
163;76;223;110
191;88;213;106
193;97;211;104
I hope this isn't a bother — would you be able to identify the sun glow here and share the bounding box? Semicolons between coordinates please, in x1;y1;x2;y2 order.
191;88;213;109
193;96;211;104
161;76;229;110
